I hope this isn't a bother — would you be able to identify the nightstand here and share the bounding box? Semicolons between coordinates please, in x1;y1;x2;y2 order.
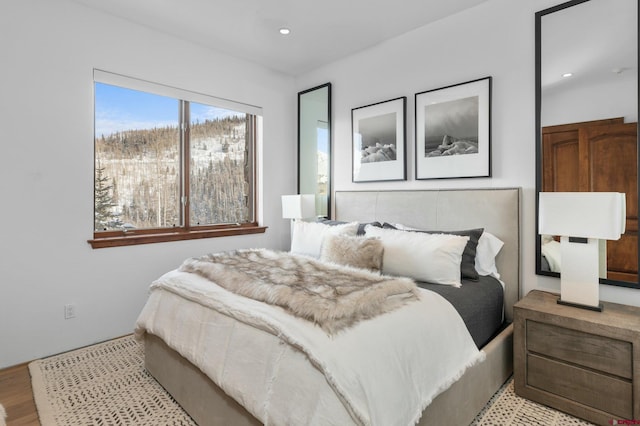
514;290;640;425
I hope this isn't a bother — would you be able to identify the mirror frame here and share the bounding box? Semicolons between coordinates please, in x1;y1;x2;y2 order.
534;0;640;288
297;83;332;218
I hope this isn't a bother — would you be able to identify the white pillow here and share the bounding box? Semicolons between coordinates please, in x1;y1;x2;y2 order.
365;225;469;287
393;224;505;281
475;231;504;279
541;238;561;273
290;220;359;258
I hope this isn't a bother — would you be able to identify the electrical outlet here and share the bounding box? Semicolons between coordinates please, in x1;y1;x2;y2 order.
64;304;76;319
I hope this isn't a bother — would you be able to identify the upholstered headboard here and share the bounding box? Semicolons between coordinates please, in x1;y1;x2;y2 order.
334;188;521;322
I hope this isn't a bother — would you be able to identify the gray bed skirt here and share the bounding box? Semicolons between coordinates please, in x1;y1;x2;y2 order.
145;324;513;425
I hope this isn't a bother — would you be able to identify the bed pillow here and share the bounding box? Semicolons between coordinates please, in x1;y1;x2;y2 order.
290;220;359;258
365;225;469;287
475;231;504;279
541;238;561;273
383;223;483;281
320;234;384;272
316;218;382;236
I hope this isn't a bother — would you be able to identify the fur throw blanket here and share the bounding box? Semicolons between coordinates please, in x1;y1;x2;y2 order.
179;249;419;335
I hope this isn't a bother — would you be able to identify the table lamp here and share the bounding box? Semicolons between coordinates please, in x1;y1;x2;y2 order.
281;194;316;221
538;192;626;311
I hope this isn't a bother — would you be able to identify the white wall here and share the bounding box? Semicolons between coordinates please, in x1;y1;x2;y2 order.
542;73;638;126
296;0;640;310
0;0;296;368
3;0;637;369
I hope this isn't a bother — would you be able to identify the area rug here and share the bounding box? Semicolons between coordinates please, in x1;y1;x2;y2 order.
29;334;593;425
29;335;196;425
471;379;594;426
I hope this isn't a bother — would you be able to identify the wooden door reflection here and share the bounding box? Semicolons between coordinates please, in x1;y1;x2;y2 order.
542;117;638;282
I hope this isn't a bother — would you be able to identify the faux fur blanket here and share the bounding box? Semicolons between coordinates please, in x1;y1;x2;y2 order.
179;249;418;335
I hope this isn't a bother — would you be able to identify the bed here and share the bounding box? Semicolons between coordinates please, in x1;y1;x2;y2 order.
135;188;521;425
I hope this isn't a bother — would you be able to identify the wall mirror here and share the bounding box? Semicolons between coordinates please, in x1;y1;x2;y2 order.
535;0;639;287
298;83;331;218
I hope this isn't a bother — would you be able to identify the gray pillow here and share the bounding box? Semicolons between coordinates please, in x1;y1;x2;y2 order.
316;218;382;236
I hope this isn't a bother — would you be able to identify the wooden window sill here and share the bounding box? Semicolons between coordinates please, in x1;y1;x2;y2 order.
88;225;267;249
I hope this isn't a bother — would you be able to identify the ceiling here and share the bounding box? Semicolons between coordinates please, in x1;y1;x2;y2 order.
71;0;489;76
541;0;637;94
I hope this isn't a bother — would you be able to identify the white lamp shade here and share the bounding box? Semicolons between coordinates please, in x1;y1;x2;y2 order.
539;192;625;240
281;194;316;219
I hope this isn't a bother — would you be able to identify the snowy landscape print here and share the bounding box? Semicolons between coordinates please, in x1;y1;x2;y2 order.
358;112;397;163
94;83;250;231
423;95;479;157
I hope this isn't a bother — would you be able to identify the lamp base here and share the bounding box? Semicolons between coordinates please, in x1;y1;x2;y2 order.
557;299;603;312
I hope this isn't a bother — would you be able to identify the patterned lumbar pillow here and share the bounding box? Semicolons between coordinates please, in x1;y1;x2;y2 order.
320;234;384;273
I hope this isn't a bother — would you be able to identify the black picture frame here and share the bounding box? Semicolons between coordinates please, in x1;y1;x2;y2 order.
415;77;492;179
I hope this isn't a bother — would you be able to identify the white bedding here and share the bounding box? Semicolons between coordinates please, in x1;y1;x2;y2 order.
135;268;485;426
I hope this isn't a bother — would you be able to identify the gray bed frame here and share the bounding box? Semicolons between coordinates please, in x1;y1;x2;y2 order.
144;188;521;425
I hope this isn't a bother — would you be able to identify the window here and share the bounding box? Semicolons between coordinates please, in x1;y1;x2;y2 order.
89;70;264;248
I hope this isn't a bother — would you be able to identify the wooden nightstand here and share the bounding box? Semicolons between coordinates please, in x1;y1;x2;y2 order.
514;290;640;425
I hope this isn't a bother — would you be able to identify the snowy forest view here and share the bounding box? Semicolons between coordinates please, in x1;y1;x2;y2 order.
94;116;250;231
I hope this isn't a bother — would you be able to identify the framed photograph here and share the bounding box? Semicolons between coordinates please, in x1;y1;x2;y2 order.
415;77;491;179
352;97;406;182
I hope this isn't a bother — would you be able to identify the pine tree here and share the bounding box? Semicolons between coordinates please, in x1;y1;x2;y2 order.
94;163;115;230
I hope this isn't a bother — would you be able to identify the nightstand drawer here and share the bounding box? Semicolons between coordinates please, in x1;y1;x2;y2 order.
527;354;633;419
527;320;632;379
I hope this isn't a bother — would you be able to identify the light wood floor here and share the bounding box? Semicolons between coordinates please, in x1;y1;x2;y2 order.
0;363;40;425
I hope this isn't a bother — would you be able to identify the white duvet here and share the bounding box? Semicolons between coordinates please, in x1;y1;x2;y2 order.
135;269;485;426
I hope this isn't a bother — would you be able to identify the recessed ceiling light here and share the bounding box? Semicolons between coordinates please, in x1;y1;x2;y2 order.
561;72;573;78
279;28;291;35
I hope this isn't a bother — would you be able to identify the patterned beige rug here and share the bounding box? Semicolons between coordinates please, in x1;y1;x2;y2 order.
29;335;196;425
471;379;594;426
29;335;593;425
